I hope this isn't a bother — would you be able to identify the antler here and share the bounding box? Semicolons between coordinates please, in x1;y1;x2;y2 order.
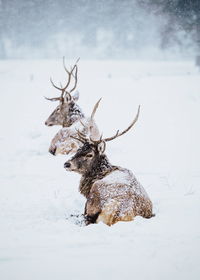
90;105;140;144
45;57;79;102
70;128;87;144
70;135;85;144
63;57;80;94
70;98;102;144
70;103;140;148
79;98;102;130
104;105;140;142
91;98;102;119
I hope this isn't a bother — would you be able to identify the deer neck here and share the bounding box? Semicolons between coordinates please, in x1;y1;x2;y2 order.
79;155;117;198
63;103;85;127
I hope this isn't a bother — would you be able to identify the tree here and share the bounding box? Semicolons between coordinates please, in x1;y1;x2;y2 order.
141;0;200;57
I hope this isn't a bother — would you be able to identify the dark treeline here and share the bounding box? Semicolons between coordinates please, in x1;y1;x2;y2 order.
0;0;199;59
141;0;200;51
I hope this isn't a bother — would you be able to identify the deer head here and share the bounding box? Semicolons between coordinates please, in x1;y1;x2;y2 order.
64;105;140;174
45;58;84;127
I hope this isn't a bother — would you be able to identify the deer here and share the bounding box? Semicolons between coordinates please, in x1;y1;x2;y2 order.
49;99;101;155
45;57;84;127
64;106;154;226
44;58;100;155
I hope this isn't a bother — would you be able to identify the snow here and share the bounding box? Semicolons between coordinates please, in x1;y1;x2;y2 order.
101;169;131;185
99;168;149;198
0;59;200;280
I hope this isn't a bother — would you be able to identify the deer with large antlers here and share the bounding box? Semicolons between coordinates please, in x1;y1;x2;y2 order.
45;58;83;127
45;58;100;155
64;106;154;226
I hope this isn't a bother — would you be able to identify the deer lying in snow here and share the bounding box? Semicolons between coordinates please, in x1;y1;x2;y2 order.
64;106;154;226
45;58;100;155
49;99;101;155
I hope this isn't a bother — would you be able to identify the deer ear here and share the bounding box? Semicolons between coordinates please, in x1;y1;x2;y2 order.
97;141;106;154
73;90;79;102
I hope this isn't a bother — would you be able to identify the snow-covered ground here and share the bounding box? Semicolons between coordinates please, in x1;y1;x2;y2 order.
0;59;200;280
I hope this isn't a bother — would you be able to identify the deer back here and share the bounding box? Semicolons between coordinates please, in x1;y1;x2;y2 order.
85;168;153;226
49;117;100;155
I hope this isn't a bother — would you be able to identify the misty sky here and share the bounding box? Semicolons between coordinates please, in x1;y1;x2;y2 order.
0;0;198;59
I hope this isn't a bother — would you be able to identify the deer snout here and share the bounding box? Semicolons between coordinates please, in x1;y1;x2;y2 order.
45;121;53;126
49;147;56;155
64;162;71;169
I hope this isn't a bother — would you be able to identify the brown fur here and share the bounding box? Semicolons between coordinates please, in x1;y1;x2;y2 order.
45;99;84;127
84;167;153;226
64;142;154;226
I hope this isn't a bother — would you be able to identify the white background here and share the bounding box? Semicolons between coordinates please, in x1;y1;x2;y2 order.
0;59;199;280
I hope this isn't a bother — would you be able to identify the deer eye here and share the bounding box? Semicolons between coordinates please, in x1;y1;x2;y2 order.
86;153;93;158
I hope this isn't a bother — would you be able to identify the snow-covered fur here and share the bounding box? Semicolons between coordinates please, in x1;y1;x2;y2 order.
64;142;154;226
89;168;153;226
49;118;100;155
46;90;101;155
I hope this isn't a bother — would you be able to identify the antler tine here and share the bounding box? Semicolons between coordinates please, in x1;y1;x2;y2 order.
75;128;88;142
44;96;62;102
79;97;101;129
91;98;102;119
50;77;63;91
47;77;64;102
77;129;86;138
103;130;120;142
63;56;71;75
63;57;80;96
103;105;140;142
68;58;80;93
70;135;85;144
47;58;80;102
63;57;80;73
80;119;87;128
62;57;75;81
75;57;80;64
90;133;103;144
69;65;78;93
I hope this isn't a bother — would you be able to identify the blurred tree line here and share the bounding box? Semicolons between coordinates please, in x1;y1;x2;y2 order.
141;0;200;55
0;0;199;59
